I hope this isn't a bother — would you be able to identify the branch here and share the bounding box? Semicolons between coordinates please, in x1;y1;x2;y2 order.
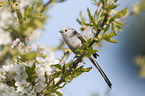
54;2;111;88
41;0;53;12
90;12;109;46
52;51;70;73
55;19;108;87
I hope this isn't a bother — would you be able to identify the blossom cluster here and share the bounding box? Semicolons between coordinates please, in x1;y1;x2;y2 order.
0;0;62;95
0;0;41;46
0;39;59;95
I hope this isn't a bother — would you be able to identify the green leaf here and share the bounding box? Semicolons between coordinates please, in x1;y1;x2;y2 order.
21;52;37;61
99;0;104;5
102;32;118;43
80;11;84;24
76;18;81;25
67;76;73;81
104;0;107;5
66;60;74;68
51;64;62;70
99;0;107;5
56;91;63;96
91;0;97;3
77;66;84;72
34;19;43;29
112;6;128;19
111;23;117;33
97;9;102;19
103;31;117;38
104;24;110;33
24;4;35;20
44;72;48;83
0;1;8;7
55;0;66;2
115;25;123;31
52;71;61;78
87;8;97;27
105;38;118;43
78;36;86;44
114;0;118;3
25;66;31;75
29;3;35;13
62;64;65;74
24;5;29;17
3;25;20;39
31;62;36;71
85;23;93;27
109;4;118;10
86;38;92;45
78;11;86;29
77;66;92;73
16;9;23;24
84;67;92;72
114;20;125;26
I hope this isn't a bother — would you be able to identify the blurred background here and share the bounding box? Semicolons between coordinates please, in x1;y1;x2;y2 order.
38;0;145;96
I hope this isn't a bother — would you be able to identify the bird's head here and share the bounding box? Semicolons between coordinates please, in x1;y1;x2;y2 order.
59;27;77;37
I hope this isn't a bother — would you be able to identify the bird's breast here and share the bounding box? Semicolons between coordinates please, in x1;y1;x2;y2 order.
63;36;81;54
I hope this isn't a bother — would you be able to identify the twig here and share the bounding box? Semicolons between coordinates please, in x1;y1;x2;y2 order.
82;26;91;36
52;51;70;73
82;3;102;36
90;12;108;47
41;0;53;12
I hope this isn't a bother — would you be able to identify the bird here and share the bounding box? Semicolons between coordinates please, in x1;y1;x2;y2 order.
59;27;112;88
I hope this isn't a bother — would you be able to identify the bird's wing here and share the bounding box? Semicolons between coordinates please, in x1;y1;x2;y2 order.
74;32;99;58
75;32;86;44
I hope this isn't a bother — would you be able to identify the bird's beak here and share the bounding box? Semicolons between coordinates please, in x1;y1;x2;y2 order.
59;30;63;33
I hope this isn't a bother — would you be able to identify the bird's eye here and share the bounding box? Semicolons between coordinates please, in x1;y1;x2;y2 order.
65;29;67;32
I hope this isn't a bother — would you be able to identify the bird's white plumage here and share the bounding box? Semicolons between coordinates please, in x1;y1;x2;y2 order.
60;27;81;54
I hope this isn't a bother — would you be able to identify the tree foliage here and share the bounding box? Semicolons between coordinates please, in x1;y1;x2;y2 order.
0;0;145;95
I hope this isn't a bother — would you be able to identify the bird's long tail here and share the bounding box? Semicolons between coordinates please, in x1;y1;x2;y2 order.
89;55;112;88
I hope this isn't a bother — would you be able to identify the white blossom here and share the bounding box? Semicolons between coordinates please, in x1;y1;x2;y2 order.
2;63;14;72
0;0;61;92
14;72;28;81
0;39;60;95
19;0;33;13
0;7;16;27
3;63;17;80
36;64;45;75
11;38;21;48
29;29;42;41
0;30;12;45
23;61;34;67
27;88;37;96
15;79;28;93
0;83;8;93
2;86;18;96
0;69;6;80
14;63;26;74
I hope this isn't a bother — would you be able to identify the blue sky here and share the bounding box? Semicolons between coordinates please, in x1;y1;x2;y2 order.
38;0;145;96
